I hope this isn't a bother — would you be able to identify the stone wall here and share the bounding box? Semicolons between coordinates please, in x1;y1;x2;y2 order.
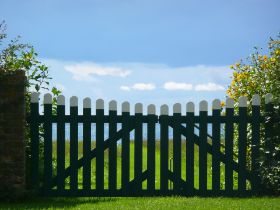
0;70;26;198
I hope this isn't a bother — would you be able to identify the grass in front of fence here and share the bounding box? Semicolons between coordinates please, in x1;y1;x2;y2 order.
1;196;280;210
50;140;235;190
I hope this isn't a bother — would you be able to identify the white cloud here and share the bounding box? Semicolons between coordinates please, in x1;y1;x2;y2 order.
54;83;67;91
132;83;156;90
120;86;131;91
195;82;225;91
164;82;193;90
64;63;131;81
120;83;156;91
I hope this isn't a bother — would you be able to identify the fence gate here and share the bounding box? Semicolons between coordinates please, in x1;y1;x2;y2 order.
28;93;272;197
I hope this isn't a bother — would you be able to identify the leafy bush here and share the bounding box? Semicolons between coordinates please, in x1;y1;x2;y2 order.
227;33;280;194
0;21;61;190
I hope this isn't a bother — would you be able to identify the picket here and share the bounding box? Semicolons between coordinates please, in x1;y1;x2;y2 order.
43;94;53;193
238;96;248;193
186;102;195;193
83;97;91;190
109;100;117;191
147;104;156;191
160;105;169;192
57;95;66;192
30;92;40;189
121;102;130;190
212;99;221;193
96;99;104;192
28;93;274;197
199;101;208;194
70;96;78;192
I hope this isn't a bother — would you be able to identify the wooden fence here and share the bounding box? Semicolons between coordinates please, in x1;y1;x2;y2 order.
28;92;276;196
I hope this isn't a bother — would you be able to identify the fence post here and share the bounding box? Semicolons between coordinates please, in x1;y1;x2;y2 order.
0;70;26;199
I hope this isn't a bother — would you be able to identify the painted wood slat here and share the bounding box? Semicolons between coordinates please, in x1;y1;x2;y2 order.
212;99;221;192
70;97;78;192
43;95;53;194
238;97;248;193
83;98;91;190
134;103;143;190
251;95;261;193
147;105;156;191
96;99;104;192
199;101;208;194
264;94;274;163
121;102;130;190
173;103;181;191
109;101;117;191
225;98;234;194
160;105;169;192
186;103;195;193
30;97;39;189
57;97;66;192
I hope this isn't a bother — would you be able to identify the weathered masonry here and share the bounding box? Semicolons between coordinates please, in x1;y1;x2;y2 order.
28;93;276;197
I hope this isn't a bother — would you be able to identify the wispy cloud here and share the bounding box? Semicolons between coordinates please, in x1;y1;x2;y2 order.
195;82;225;91
64;62;131;81
54;83;67;91
121;83;156;91
164;82;193;90
120;85;131;91
132;83;156;90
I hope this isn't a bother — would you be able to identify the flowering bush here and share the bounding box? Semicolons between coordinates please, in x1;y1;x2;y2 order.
227;34;280;194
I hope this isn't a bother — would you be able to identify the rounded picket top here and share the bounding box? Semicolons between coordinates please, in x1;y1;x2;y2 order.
135;103;143;114
122;101;130;112
31;92;40;103
70;96;78;107
160;104;169;115
173;103;181;114
83;97;91;108
199;100;208;111
186;102;195;113
265;93;273;104
57;95;65;105
212;99;221;110
252;94;261;106
238;96;247;107
148;104;156;115
226;98;234;108
44;93;52;104
109;100;117;111
96;99;104;110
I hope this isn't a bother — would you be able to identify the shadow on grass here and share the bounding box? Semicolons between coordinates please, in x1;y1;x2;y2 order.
0;197;117;209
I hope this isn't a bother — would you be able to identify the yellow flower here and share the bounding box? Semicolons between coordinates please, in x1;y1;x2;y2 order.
236;63;241;68
220;101;225;107
263;55;268;60
275;50;280;56
270;57;276;62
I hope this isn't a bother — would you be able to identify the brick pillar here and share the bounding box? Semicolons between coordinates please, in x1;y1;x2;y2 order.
0;70;26;199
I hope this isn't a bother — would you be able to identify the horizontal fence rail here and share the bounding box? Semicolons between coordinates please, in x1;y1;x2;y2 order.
28;93;277;197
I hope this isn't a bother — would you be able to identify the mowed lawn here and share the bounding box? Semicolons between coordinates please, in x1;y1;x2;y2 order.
1;141;279;209
51;140;232;190
0;197;280;210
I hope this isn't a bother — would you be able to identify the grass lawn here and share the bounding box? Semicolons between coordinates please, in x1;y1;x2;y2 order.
50;140;235;190
0;196;280;210
8;140;278;210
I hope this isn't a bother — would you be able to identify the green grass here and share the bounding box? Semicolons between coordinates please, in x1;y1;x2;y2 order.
2;141;279;209
1;197;280;210
50;140;233;190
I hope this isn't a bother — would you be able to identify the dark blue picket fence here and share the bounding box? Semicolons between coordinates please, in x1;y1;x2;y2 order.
28;93;276;197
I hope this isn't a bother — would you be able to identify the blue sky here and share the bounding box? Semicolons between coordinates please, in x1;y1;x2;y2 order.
1;0;280;113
